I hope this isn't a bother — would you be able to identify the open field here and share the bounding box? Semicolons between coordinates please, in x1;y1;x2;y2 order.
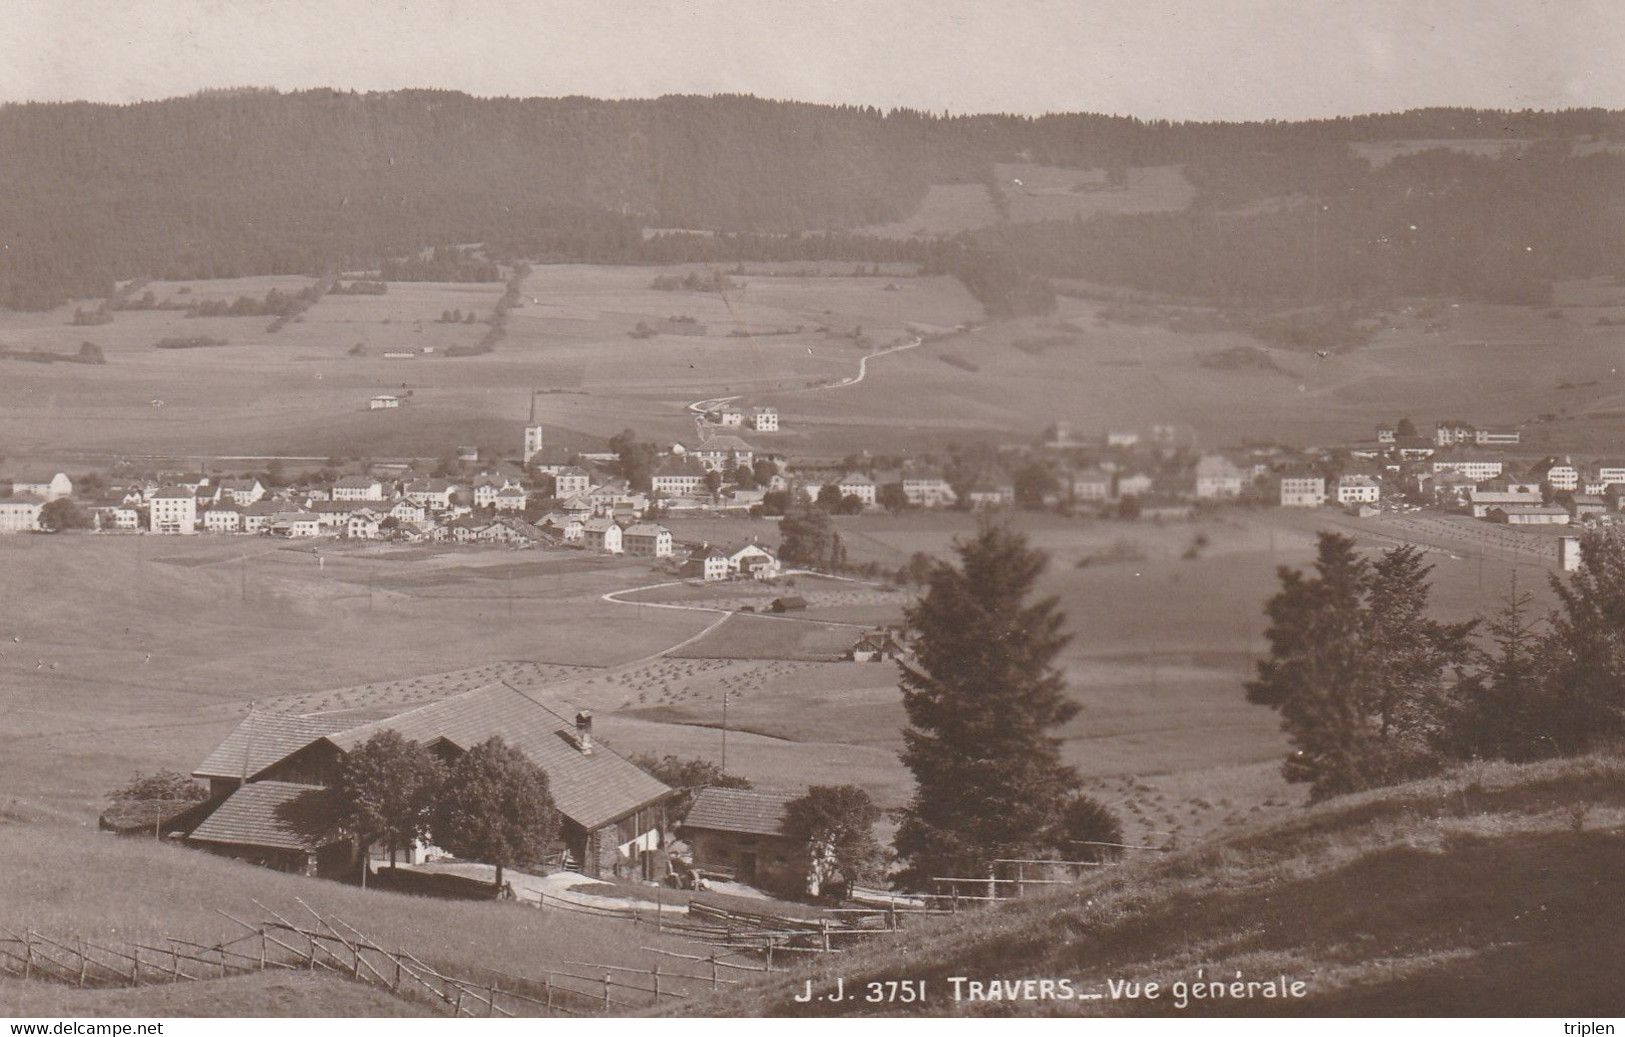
993;163;1196;222
0;971;433;1018
855;184;1002;238
6;266;1625;463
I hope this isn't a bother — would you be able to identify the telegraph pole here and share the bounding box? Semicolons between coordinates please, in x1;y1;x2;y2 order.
720;689;730;774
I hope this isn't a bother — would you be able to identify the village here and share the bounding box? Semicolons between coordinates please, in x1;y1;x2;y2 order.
0;401;1607;576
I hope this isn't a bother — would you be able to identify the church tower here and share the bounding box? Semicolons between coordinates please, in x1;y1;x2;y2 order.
523;390;544;463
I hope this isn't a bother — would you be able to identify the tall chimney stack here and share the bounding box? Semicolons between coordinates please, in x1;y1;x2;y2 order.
574;710;594;755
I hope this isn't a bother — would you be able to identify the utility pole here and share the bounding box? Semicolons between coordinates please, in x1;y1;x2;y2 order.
720;689;730;774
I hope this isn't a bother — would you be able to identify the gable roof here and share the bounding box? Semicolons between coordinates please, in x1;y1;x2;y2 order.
194;712;355;780
693;436;755;454
325;683;671;831
683;787;795;837
188;781;337;852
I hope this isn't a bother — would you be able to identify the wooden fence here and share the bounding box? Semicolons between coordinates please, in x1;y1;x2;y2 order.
0;898;731;1016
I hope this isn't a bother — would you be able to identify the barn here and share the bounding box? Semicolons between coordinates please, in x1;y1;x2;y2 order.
680;787;807;897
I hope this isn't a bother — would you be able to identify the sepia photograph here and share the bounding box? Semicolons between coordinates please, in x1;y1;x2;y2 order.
0;0;1623;1027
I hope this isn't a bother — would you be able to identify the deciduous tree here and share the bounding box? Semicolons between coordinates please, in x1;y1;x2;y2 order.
431;736;558;890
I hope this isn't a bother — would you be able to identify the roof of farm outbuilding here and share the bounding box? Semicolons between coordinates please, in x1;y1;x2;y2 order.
683;787;796;837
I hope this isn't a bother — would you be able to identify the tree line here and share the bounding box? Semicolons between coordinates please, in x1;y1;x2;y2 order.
2;89;1621;311
1249;528;1625;801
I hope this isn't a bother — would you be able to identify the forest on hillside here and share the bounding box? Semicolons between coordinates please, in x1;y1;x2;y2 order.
1;89;1622;314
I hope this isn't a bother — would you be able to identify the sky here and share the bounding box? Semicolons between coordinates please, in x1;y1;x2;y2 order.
2;0;1622;120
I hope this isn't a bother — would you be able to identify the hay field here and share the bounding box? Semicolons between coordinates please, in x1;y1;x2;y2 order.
855;183;1002;238
752;291;1625;453
993;163;1196;222
0;536;710;820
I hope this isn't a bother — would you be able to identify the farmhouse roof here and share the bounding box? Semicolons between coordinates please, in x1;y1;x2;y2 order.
150;486;195;501
622;523;669;538
327;683;671;831
194;712;354;780
582;516;619;532
218;479;260;491
837;473;876;487
188;781;336;852
683;787;795;837
333;475;379;489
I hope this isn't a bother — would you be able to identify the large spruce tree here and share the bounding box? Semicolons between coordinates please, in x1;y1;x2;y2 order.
892;522;1081;889
1247;532;1474;800
1536;528;1625;752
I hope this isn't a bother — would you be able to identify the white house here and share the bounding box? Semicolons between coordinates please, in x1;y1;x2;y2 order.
688;436;755;473
902;472;957;508
390;500;428;525
836;473;877;507
202;506;242;533
404;479;458;510
149;488;198;534
9;472;73;503
652;458;708;497
553;467;592;499
213;479;266;506
271;513;323;538
332;476;386;502
727;542;779;578
346;511;382;540
494;486;529;513
1430;456;1504;482
1336;474;1382;505
1195;455;1245;499
0;497;43;533
369;394;401;410
1069;468;1114;504
712;406;745;428
751;407;779;432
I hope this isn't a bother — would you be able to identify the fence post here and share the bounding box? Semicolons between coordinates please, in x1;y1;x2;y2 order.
487;981;497;1017
952;886;959;913
709;954;719;990
259;929;268;971
169;945;180;983
78;937;88;987
22;932;31;980
392;956;402;993
1017;862;1025;899
652;964;661;1003
987;870;996;901
656;885;663;933
454;988;464;1017
545;977;553;1014
820;919;830;953
602;972;611;1010
131;947;140;987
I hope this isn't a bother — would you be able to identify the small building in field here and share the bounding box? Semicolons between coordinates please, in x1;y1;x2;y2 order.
681;787;805;896
1487;505;1570;526
847;628;908;662
369;395;401;410
1560;535;1584;572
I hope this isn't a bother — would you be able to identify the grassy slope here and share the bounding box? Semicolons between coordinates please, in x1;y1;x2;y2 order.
0;823;698;1010
0;972;431;1018
661;754;1625;1018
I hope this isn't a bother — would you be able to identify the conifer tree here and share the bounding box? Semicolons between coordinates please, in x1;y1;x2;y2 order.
1537;528;1625;752
893;522;1080;889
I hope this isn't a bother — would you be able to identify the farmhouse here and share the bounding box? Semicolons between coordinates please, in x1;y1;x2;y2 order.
681;787;805;896
681;546;732;581
1467;487;1543;518
241;501;280;534
8;472;73;502
494;485;529;512
0;497;43;533
346;511;382;540
390;499;428;526
847;627;907;662
712;405;745;428
188;685;673;880
270;512;323;538
750;406;779;432
726;542;779;578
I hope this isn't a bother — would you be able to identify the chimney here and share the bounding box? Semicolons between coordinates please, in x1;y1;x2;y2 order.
574;710;594;755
